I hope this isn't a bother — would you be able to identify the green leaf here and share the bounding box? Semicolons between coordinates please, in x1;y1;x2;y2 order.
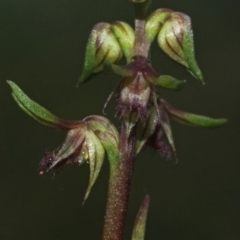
7;80;78;129
152;75;186;90
161;99;227;127
131;195;150;240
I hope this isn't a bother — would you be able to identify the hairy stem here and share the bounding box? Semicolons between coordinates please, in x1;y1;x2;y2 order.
133;0;151;57
102;124;135;240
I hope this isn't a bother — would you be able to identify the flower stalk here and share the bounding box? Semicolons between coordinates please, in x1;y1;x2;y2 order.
133;0;151;57
7;0;227;239
102;124;135;240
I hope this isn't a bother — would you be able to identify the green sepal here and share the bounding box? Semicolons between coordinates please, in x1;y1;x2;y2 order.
182;20;204;82
131;195;150;240
94;130;120;165
83;130;105;203
152;75;186;90
161;99;228;127
110;21;135;63
145;8;173;43
78;23;122;85
103;61;132;77
7;80;76;129
157;12;204;83
84;115;119;144
84;115;120;164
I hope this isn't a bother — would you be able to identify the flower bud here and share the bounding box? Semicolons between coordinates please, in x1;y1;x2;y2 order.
78;23;122;85
157;12;203;82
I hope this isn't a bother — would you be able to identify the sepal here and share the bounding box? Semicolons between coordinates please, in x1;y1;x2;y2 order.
161;99;227;127
7;80;79;129
78;23;122;85
84;115;119;158
157;12;203;82
145;8;173;43
110;21;135;62
83;130;105;203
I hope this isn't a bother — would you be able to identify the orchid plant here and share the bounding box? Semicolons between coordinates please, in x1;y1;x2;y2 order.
8;0;226;239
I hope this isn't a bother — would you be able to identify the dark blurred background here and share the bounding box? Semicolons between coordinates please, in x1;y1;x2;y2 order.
1;0;240;239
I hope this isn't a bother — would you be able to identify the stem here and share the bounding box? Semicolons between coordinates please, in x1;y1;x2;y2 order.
133;0;151;57
102;124;135;240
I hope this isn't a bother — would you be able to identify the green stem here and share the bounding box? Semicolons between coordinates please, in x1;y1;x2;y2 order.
102;124;135;240
133;0;151;57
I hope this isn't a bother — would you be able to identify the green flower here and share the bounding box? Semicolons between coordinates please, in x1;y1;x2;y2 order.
7;80;119;202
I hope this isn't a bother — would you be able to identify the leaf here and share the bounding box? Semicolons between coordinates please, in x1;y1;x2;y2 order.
131;195;150;240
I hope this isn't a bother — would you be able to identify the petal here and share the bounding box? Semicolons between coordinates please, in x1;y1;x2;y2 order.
161;99;228;127
50;126;86;170
131;195;150;240
7;81;80;129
